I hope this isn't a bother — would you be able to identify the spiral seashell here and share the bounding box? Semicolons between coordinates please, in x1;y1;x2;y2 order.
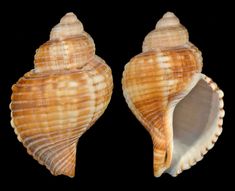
122;12;224;177
10;12;113;177
142;12;189;51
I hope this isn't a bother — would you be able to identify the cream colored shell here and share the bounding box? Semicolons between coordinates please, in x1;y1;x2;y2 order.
10;12;113;177
122;12;224;177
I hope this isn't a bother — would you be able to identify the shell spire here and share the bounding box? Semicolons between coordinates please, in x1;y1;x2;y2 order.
34;12;95;72
142;12;189;51
10;12;113;178
50;12;84;40
123;12;223;177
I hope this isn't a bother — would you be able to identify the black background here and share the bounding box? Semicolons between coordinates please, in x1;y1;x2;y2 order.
0;0;233;190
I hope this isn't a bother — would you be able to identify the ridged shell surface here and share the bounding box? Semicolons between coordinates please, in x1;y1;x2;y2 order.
122;12;224;177
10;12;113;177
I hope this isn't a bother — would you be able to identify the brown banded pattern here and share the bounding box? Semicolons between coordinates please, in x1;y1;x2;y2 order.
10;12;113;177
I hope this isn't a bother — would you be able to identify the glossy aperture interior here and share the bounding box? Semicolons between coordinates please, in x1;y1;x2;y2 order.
167;77;221;175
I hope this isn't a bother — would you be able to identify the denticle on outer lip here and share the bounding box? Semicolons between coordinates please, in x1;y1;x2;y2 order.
122;12;224;177
10;12;113;177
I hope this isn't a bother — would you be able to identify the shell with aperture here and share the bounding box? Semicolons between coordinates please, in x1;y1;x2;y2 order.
122;12;224;177
10;12;113;177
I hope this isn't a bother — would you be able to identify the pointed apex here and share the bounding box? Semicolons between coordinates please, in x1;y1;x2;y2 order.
142;12;189;51
163;12;176;18
50;12;84;40
34;12;95;72
60;12;79;24
156;12;180;29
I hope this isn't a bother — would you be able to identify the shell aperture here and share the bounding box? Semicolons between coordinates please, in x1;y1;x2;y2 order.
122;12;224;177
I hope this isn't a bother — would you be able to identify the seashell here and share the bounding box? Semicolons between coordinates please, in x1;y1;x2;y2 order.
10;12;113;177
122;12;224;177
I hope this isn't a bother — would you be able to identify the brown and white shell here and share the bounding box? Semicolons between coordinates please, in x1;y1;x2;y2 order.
10;12;113;177
122;12;224;177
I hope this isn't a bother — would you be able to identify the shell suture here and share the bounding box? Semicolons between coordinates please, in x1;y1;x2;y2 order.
10;12;113;177
122;12;224;177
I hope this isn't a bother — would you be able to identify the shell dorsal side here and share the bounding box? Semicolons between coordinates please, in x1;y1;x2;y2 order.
10;12;113;177
122;12;224;177
34;12;95;72
143;12;189;51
